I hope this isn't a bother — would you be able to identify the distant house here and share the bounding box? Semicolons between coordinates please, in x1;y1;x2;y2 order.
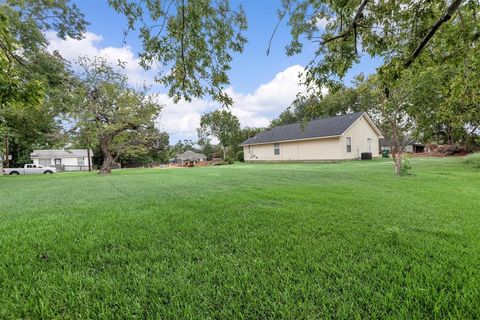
379;139;428;154
240;112;382;162
0;154;3;171
174;150;207;164
30;149;93;171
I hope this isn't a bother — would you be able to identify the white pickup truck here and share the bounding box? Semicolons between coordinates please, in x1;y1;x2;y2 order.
3;164;57;175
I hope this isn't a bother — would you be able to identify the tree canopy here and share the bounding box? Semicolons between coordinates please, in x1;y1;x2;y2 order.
199;109;240;160
108;0;247;106
282;0;476;91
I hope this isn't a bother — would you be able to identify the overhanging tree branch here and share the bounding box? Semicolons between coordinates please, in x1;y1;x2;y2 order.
404;0;465;68
180;0;187;90
318;0;369;46
266;0;291;56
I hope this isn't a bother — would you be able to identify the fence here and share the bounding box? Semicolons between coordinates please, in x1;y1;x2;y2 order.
56;165;96;172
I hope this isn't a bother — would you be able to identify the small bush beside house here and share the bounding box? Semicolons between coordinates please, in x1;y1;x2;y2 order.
236;150;244;162
464;153;480;169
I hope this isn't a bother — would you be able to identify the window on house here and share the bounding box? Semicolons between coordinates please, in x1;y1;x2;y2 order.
54;158;62;165
367;138;372;152
274;143;280;155
78;157;85;166
346;137;352;153
39;159;51;166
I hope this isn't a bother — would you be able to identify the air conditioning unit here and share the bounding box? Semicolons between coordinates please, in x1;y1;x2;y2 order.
361;152;372;160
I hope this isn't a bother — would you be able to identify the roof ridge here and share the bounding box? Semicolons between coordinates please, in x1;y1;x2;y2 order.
266;111;364;131
310;111;364;122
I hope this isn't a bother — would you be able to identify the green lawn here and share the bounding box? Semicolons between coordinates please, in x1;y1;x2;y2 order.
1;158;479;319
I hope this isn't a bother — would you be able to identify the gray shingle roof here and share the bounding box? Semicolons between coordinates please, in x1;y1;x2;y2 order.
240;112;365;146
175;150;207;160
30;149;92;158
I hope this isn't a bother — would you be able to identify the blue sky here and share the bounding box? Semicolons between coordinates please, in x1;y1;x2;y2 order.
53;1;381;143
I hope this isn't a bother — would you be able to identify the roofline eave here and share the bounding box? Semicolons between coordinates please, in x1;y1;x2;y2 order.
240;134;342;146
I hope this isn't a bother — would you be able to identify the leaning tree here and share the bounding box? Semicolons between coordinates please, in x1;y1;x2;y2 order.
74;56;162;174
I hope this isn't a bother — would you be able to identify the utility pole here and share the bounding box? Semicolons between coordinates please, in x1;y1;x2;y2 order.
3;134;9;168
87;148;92;171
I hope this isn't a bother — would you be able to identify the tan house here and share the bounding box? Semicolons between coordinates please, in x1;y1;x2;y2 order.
240;112;382;162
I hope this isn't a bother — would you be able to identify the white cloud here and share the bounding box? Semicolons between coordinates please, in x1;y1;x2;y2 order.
226;65;307;127
157;65;308;142
45;31;155;87
314;15;329;29
155;95;215;139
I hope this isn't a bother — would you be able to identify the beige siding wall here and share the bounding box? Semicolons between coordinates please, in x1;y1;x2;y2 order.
244;137;342;161
340;115;380;159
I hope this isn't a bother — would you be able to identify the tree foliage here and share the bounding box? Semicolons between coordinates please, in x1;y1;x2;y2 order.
283;0;474;90
112;125;170;166
270;87;367;127
199;109;240;159
108;0;247;106
0;0;87;106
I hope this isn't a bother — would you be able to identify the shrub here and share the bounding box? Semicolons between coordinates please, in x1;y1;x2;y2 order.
236;150;244;162
225;157;235;165
463;153;480;169
401;155;412;175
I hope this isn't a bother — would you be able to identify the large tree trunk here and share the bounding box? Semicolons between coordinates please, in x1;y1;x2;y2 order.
100;153;113;174
394;153;403;175
222;146;226;160
99;136;113;175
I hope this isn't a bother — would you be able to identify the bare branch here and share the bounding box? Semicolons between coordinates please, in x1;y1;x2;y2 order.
404;0;465;68
181;0;187;90
267;0;291;56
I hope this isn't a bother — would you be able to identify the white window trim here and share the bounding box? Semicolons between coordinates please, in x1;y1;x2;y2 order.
346;137;352;153
274;143;280;155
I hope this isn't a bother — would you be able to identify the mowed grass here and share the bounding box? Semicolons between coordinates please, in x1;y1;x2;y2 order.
0;158;479;319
